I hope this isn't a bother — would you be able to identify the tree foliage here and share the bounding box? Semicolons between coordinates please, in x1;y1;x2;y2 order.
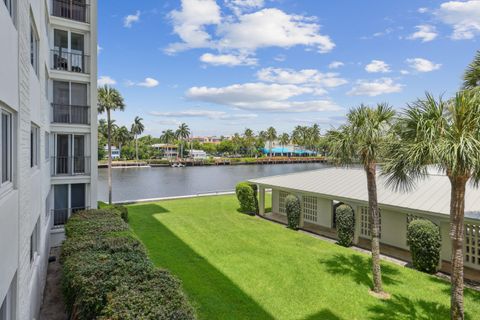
336;204;355;247
285;195;301;230
407;219;441;274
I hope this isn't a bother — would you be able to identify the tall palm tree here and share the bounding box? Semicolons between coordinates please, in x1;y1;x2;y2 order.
131;116;145;161
327;103;395;296
98;119;108;139
175;123;191;159
97;85;125;205
383;91;480;319
266;126;277;157
160;129;176;160
279;133;290;156
232;133;242;155
463;50;480;89
310;124;321;154
244;128;255;157
113;126;131;160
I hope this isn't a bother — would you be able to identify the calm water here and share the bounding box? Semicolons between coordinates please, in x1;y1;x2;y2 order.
98;163;328;202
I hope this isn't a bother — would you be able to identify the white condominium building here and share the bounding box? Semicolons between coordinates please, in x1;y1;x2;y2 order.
0;0;97;319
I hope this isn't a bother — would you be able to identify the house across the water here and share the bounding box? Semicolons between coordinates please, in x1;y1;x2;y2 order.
249;167;480;281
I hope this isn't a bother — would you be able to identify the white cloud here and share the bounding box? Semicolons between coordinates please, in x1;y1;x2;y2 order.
400;70;410;75
406;58;441;72
166;2;335;58
348;78;403;97
186;82;341;112
97;76;116;86
256;67;347;88
436;0;480;39
365;60;391;73
150;109;258;120
328;61;344;69
225;0;264;15
200;52;257;66
97;45;103;54
408;25;438;42
138;77;160;88
124;10;140;28
166;0;222;54
274;54;286;62
418;7;429;13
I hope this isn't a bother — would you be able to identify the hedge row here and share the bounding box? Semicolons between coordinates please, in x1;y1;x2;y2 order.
61;208;196;320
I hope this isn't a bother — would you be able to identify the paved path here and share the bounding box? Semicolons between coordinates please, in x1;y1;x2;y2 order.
39;247;68;320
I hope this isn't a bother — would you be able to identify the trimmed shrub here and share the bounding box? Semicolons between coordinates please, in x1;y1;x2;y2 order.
61;209;195;320
235;182;257;215
335;204;355;247
105;204;129;222
407;219;441;274
285;195;301;230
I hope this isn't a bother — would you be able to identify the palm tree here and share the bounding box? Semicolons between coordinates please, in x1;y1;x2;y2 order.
463;50;480;89
160;129;176;160
327;103;395;296
244;128;255;157
383;91;480;319
98;119;108;139
266;126;277;157
113;126;131;160
310;124;321;154
175;123;190;159
131;116;145;161
232;133;242;155
97;85;125;205
279;133;290;156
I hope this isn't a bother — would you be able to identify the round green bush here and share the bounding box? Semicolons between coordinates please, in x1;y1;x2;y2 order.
335;204;355;247
285;195;301;230
407;219;441;274
235;182;257;215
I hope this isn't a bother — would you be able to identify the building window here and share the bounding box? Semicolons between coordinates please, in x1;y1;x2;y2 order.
1;110;13;186
303;195;318;223
465;223;480;267
278;191;288;214
360;206;382;238
30;218;39;263
45;132;49;160
30;124;39;168
30;18;39;74
3;0;16;24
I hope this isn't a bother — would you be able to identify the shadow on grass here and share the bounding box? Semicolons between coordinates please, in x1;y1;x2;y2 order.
318;253;401;288
366;293;468;320
303;308;344;320
128;203;275;320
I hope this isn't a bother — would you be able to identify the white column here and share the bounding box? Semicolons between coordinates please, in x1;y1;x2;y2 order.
259;186;265;216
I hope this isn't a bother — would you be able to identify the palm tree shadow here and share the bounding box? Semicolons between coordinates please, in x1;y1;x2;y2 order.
367;293;472;320
318;253;401;288
303;308;344;320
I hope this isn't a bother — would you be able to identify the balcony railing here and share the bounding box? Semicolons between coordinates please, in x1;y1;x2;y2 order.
51;49;90;74
51;0;89;23
51;103;90;125
52;207;89;228
51;156;91;176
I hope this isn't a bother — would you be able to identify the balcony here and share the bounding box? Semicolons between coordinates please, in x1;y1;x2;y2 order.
52;103;90;125
51;49;90;74
51;156;91;176
52;207;89;228
51;0;89;23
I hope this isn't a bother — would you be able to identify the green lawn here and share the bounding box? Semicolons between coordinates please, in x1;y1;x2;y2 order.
127;195;480;320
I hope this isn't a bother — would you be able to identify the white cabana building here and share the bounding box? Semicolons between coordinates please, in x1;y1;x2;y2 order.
249;167;480;281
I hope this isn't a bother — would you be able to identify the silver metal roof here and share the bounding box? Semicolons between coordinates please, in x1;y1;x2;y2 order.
249;167;480;220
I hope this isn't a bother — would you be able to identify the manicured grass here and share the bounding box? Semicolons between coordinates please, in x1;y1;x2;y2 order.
127;195;480;320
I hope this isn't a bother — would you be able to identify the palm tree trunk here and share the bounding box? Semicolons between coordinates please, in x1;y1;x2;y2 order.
449;175;467;320
365;162;383;293
107;110;112;205
135;135;139;161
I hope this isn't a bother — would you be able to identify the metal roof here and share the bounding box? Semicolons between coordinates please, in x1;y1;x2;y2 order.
249;167;480;220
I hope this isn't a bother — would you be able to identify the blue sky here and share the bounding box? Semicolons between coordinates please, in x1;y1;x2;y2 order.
98;0;480;137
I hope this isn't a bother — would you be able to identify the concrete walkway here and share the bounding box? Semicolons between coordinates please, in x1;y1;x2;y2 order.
39;247;68;320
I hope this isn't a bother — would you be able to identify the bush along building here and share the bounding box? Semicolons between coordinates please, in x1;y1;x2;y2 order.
0;0;97;318
250;167;480;281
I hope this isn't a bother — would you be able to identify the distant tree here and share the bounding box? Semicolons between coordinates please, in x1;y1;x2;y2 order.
266;127;277;157
97;85;125;204
279;133;290;156
131;116;145;161
175;123;191;159
383;91;480;319
160;129;176;160
243;128;255;157
327;103;395;296
113;126;131;159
